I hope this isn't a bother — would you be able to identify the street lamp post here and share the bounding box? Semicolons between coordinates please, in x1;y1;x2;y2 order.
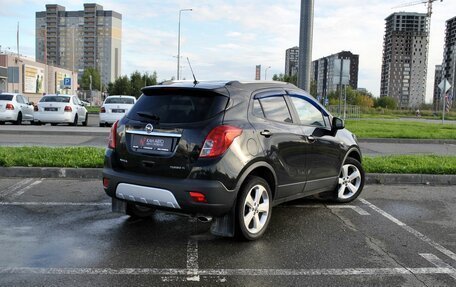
177;8;192;80
264;66;271;80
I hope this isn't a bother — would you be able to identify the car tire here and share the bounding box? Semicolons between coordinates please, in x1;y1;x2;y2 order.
71;114;78;126
0;121;4;125
333;157;365;203
99;123;104;127
126;203;156;218
51;123;58;126
15;112;22;125
236;176;272;241
82;114;88;126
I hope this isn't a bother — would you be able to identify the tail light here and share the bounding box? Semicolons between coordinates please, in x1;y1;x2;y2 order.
64;106;72;112
6;103;14;110
189;191;207;203
108;120;118;149
34;105;38;112
200;125;243;158
100;106;106;113
103;177;110;189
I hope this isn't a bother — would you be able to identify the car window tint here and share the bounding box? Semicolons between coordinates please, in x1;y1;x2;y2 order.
0;94;14;101
253;99;265;118
40;96;71;103
290;96;325;127
129;91;228;124
258;95;292;123
105;97;135;104
16;95;24;104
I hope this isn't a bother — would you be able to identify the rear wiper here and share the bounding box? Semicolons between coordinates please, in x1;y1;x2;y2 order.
136;111;160;121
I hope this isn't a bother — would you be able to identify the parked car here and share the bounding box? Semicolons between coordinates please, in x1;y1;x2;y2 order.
0;93;34;125
99;95;136;127
34;94;88;126
102;81;365;240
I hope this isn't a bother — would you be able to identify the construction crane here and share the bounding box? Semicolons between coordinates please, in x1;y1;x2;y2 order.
393;0;443;17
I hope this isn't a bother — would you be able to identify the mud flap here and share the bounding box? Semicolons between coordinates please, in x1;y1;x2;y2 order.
210;205;236;237
112;197;127;213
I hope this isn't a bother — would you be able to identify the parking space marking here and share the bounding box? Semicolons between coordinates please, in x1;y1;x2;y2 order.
0;202;110;206
186;239;200;282
284;204;370;215
360;198;456;263
0;266;454;278
0;179;35;197
421;253;456;280
9;179;43;199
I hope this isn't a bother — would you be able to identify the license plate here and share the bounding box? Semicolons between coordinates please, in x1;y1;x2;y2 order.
45;107;58;111
112;109;125;113
131;135;173;152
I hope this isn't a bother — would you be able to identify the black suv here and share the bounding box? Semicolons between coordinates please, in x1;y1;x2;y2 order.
103;81;364;240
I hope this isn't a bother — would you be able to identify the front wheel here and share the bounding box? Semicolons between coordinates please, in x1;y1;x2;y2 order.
236;176;272;241
334;157;365;203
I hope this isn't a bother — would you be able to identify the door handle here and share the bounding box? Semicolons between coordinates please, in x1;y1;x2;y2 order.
260;130;272;137
307;136;316;143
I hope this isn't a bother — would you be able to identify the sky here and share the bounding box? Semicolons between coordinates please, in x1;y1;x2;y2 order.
0;0;455;102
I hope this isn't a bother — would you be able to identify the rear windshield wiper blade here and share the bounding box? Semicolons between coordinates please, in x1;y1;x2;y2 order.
136;111;160;121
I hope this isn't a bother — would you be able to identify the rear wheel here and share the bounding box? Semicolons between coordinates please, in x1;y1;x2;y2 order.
71;114;78;126
236;176;272;241
15;112;22;125
0;121;4;125
82;114;88;126
51;123;58;126
333;158;365;203
126;203;156;218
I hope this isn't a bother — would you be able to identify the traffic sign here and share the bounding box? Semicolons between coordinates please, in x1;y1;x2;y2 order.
438;79;451;93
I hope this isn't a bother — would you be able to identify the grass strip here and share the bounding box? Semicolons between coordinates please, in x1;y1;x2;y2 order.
0;147;455;175
363;155;456;175
0;147;105;168
346;120;456;139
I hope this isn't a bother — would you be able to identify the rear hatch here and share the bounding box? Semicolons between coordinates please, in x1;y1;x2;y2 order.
115;87;229;178
37;96;71;113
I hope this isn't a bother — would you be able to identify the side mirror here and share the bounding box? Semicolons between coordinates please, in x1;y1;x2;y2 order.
332;117;345;131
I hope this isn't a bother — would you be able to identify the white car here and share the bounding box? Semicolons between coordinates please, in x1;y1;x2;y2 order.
34;94;88;126
0;93;34;125
99;95;136;127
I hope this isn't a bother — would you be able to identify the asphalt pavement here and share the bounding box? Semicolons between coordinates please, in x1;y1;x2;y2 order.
0;178;455;286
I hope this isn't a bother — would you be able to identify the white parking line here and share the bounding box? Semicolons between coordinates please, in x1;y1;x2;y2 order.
9;179;43;199
0;266;454;277
0;178;34;197
186;239;199;282
421;253;456;280
0;202;110;206
360;198;456;263
285;204;370;215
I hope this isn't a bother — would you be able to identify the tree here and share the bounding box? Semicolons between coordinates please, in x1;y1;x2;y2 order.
375;96;397;109
80;68;100;91
107;75;131;96
107;71;158;98
272;73;297;86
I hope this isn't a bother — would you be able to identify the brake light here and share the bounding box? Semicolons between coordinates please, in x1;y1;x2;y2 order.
108;120;118;149
102;177;110;189
6;103;14;110
34;105;38;112
189;192;207;203
64;106;72;112
200;125;243;158
100;107;106;113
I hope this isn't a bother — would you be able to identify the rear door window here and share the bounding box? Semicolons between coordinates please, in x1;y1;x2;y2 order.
129;90;228;123
254;95;293;123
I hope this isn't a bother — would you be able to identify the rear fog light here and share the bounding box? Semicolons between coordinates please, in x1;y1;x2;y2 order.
189;192;207;203
103;178;110;189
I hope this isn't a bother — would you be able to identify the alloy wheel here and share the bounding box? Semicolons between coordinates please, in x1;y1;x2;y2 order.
337;163;362;200
242;184;270;234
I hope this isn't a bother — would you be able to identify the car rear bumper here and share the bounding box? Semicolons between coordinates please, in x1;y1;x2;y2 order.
34;112;73;123
0;110;18;121
102;166;237;217
99;113;124;124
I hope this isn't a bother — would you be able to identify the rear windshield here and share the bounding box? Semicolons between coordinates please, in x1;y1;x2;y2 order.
0;94;13;101
105;97;135;104
40;96;70;103
128;90;228;123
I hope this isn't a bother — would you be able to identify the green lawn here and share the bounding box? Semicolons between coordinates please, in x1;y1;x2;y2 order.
0;147;455;175
346;119;456;139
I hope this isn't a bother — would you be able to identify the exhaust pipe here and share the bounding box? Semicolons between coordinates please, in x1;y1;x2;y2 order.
197;216;212;223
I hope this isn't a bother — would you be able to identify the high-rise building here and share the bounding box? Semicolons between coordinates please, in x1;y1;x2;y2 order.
380;12;428;109
285;46;299;77
310;51;359;100
440;16;456;110
433;65;443;110
36;3;122;88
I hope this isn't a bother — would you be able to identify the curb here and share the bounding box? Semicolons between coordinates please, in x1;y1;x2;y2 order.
1;167;455;185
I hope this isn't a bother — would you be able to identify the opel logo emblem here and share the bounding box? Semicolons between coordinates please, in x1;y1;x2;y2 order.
145;124;153;134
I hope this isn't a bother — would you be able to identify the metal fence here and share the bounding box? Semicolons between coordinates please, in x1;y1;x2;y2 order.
327;105;361;120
